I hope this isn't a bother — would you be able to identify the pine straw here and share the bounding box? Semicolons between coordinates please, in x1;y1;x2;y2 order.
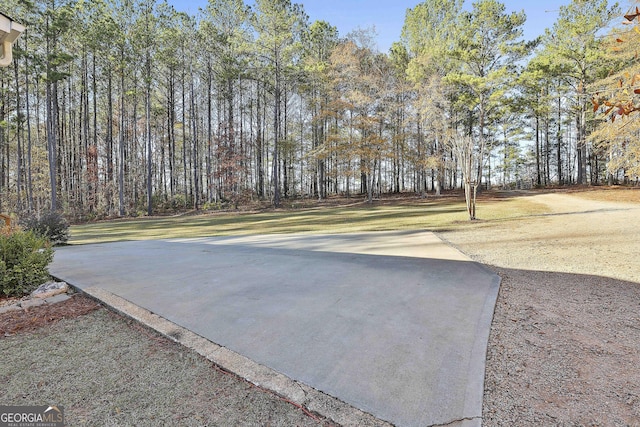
0;294;100;337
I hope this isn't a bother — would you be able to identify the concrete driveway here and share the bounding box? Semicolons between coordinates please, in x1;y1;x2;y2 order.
50;231;500;427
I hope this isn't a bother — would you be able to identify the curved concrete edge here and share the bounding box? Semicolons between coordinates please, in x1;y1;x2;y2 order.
434;234;501;427
463;274;501;427
77;285;393;427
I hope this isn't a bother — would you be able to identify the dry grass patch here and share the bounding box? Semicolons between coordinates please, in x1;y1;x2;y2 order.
68;192;552;245
0;298;335;426
566;185;640;204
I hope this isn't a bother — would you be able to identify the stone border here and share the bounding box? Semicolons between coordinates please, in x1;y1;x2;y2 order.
79;285;392;427
0;293;70;314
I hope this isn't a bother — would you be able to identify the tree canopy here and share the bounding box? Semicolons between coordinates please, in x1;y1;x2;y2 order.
0;0;634;221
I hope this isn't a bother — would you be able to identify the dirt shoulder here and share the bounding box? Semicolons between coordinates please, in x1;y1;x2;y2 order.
440;191;640;426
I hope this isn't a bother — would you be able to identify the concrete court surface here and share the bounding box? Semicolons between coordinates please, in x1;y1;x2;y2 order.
50;231;500;427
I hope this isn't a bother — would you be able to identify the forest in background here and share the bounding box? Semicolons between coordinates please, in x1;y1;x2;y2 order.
1;0;639;220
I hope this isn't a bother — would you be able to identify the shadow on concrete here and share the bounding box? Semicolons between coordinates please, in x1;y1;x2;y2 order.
50;232;499;427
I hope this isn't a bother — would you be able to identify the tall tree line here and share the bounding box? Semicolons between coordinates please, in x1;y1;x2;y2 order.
0;0;634;219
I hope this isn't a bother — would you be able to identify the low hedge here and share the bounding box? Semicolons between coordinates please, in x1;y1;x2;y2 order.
0;228;54;297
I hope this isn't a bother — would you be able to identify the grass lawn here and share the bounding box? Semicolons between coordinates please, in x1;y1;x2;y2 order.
69;191;551;245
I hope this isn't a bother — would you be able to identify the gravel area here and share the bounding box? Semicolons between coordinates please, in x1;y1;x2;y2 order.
440;191;640;426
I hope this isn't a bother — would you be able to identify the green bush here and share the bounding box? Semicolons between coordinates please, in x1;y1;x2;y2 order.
0;229;54;297
19;210;70;246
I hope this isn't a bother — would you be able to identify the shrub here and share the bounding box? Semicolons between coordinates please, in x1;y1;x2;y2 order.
19;210;70;246
0;229;54;297
171;194;188;210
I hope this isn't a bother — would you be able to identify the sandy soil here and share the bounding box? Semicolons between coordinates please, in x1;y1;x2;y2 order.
440;191;640;426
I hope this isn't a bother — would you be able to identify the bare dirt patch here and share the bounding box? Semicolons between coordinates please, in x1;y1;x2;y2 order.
440;190;640;426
